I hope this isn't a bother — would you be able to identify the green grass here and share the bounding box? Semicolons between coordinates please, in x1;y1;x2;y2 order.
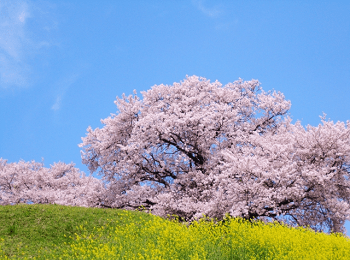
1;203;350;259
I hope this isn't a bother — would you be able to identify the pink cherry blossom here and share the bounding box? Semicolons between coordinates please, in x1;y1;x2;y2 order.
2;75;349;236
78;76;350;235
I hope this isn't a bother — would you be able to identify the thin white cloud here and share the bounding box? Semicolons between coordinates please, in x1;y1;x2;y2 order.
0;54;29;87
0;1;30;88
51;73;80;111
51;95;62;111
192;0;222;17
18;10;29;23
191;1;238;31
0;0;57;90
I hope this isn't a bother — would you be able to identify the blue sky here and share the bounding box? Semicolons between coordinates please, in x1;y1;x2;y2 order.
1;0;350;235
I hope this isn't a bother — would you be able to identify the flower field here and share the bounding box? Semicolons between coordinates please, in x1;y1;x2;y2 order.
0;203;349;259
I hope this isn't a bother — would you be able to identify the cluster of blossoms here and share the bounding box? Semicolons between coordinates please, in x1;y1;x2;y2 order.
1;76;350;235
0;159;107;208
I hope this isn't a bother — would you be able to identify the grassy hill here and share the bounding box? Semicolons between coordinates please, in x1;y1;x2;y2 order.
0;203;350;259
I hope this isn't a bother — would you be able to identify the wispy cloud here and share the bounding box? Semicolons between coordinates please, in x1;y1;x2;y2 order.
191;1;238;31
0;0;57;89
0;1;30;88
192;0;222;18
51;73;80;111
51;95;62;111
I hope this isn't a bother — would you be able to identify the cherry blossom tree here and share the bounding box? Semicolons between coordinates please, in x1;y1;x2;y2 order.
0;158;107;208
79;75;350;235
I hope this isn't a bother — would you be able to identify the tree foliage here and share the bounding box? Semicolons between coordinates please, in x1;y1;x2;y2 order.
78;76;350;235
0;158;106;208
1;76;350;236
